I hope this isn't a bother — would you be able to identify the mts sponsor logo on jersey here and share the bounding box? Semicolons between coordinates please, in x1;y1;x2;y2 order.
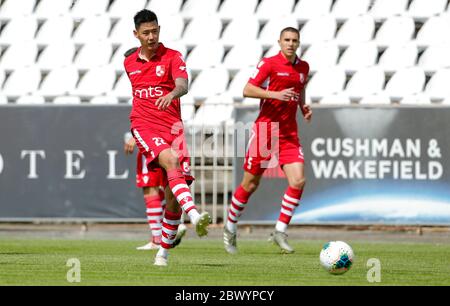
135;86;164;99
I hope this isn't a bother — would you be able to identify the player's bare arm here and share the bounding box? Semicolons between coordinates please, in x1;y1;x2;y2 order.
298;89;312;122
155;77;188;111
243;83;297;102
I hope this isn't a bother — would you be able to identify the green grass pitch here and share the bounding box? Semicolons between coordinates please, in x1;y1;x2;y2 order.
0;238;449;286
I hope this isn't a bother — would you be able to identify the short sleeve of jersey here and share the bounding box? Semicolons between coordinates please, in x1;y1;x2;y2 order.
171;52;188;80
248;59;271;87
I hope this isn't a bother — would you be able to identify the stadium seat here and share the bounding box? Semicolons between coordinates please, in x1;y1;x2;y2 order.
89;96;120;105
37;42;76;71
259;16;299;47
384;67;426;101
34;0;73;19
242;97;260;106
0;69;5;88
319;93;352;105
424;69;450;101
442;96;450;105
331;0;371;22
189;66;229;101
192;104;234;127
181;104;196;123
0;16;38;45
407;0;448;22
307;68;346;101
302;42;339;73
300;15;337;47
0;0;35;18
34;15;74;45
337;42;378;73
220;16;260;47
2;66;41;98
226;67;255;101
415;15;450;49
157;14;185;43
38;66;79;98
418;44;450;74
16;95;46;105
74;41;114;70
70;0;110;19
109;17;139;46
293;0;332;23
0;95;7;104
344;67;386;101
254;0;295;22
186;42;224;72
163;41;187;59
110;44;136;72
0;41;38;70
72;16;112;44
359;92;391;105
222;42;263;72
399;93;432;105
334;15;375;47
181;15;222;47
111;73;132;100
71;66;116;98
378;42;418;74
53;96;82;104
181;93;195;105
181;0;221;20
218;0;258;21
374;16;415;49
146;0;183;17
108;0;147;20
369;0;408;22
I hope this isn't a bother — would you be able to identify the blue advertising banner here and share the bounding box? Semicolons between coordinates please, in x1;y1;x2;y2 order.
235;106;450;225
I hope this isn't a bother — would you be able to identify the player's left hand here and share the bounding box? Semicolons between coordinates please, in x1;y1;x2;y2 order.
302;104;312;122
155;94;174;111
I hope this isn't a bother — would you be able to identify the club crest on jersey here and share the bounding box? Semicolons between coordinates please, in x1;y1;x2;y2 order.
156;65;165;77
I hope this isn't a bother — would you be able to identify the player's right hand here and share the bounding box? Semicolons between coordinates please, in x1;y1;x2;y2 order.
274;87;297;102
124;137;136;155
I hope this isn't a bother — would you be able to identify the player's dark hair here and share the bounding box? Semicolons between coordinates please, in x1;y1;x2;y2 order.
134;9;158;30
280;27;300;38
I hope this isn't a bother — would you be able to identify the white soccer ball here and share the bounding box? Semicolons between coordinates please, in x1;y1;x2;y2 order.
320;241;354;275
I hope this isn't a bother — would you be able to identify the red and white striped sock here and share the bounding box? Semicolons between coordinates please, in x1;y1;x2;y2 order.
144;195;163;244
160;209;183;251
226;185;252;233
167;169;200;223
276;186;303;233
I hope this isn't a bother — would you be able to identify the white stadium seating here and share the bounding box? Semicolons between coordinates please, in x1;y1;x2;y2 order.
302;42;339;73
34;0;73;19
344;67;386;101
369;0;408;22
338;42;378;73
294;0;332;23
331;0;371;22
255;0;295;22
0;0;449;106
218;0;258;21
378;43;418;74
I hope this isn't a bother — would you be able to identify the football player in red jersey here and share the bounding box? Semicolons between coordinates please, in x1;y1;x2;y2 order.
123;133;186;251
224;27;312;254
124;10;210;266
